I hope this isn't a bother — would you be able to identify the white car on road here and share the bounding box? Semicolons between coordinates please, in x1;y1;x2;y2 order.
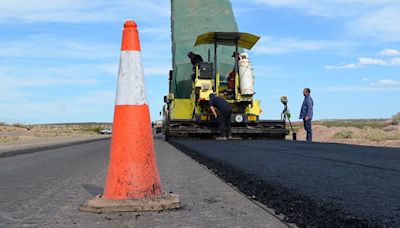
100;128;112;135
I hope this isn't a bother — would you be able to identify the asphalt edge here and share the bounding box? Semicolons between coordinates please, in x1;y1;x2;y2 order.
169;140;378;228
0;137;110;159
165;139;295;228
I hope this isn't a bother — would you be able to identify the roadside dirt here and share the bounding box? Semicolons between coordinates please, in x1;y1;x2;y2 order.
293;124;400;148
0;124;111;151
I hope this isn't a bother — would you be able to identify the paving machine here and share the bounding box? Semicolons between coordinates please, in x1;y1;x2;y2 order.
163;0;289;140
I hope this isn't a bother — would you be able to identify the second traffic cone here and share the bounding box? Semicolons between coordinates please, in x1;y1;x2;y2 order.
80;20;180;212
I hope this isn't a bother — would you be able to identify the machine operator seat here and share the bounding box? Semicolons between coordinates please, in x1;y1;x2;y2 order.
196;62;214;79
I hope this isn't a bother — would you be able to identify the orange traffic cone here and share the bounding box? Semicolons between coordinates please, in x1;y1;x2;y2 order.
80;20;180;212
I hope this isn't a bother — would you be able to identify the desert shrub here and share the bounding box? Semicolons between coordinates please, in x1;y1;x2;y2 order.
86;126;103;134
366;130;388;142
362;126;373;131
392;113;400;125
11;123;26;128
383;125;397;132
316;120;386;129
332;130;353;139
386;134;400;140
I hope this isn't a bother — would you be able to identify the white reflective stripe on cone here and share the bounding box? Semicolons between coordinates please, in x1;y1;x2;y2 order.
115;51;148;105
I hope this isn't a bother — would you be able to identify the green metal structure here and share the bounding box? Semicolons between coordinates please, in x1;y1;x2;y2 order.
164;0;289;139
171;0;241;98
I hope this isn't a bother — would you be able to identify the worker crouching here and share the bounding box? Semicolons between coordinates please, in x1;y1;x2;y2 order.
209;93;233;140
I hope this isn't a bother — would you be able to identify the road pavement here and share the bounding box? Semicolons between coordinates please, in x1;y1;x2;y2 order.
0;137;288;227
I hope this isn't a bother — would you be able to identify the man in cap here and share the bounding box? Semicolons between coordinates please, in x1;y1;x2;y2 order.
209;93;233;140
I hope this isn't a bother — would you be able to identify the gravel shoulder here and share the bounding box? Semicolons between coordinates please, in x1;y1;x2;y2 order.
0;136;289;227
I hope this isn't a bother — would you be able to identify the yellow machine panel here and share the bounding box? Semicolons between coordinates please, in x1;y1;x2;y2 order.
246;100;262;116
170;99;194;120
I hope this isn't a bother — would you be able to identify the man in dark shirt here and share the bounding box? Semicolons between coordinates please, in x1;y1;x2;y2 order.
187;51;204;81
209;93;233;140
188;51;203;65
299;88;314;142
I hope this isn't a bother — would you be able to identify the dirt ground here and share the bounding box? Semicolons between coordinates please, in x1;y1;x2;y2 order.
0;123;111;148
293;122;400;148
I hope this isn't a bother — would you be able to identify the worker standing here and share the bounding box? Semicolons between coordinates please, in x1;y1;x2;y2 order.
209;94;233;140
187;51;204;81
187;51;203;65
227;52;241;90
299;88;314;142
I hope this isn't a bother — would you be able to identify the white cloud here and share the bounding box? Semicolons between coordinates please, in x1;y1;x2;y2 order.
358;57;388;65
249;0;399;17
0;0;170;24
326;50;400;70
390;57;400;65
325;63;360;70
380;49;400;56
254;36;356;55
0;75;99;89
0;34;118;60
316;80;400;92
349;6;400;42
248;0;400;42
369;79;400;88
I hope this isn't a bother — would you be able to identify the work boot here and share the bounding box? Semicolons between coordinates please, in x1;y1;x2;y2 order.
216;136;227;140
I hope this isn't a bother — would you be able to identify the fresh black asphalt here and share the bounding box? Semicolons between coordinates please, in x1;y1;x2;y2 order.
170;140;400;227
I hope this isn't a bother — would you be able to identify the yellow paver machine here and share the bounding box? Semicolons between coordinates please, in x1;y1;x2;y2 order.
163;0;289;140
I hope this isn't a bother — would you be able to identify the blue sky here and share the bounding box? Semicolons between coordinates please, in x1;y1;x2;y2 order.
0;0;399;124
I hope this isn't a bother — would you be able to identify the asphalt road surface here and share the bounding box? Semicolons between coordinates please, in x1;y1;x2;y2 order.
0;138;288;227
171;140;400;227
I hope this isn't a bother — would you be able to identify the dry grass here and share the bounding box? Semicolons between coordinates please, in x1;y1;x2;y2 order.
332;130;354;139
392;113;400;125
0;136;20;143
307;119;388;129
